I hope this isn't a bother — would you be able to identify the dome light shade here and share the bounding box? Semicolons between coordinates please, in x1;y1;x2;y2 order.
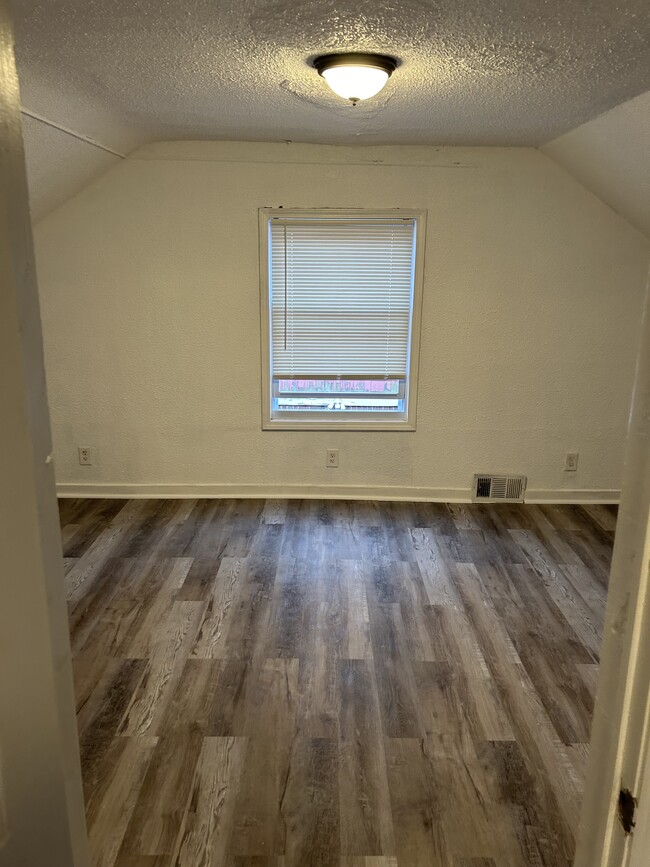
314;53;397;104
321;66;389;102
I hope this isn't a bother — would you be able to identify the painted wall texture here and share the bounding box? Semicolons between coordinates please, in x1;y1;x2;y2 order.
33;141;650;499
0;0;88;859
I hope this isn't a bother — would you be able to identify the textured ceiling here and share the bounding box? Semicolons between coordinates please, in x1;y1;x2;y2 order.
11;0;650;149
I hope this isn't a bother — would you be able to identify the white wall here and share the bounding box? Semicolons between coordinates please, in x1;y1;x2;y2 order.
33;141;650;501
0;1;88;860
543;90;650;240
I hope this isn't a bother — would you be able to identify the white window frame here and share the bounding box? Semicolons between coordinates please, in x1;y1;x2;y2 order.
259;207;426;431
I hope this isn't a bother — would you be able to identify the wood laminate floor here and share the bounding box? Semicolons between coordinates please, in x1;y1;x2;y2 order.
59;498;616;867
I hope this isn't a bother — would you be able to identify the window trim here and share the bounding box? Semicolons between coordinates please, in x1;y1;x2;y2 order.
259;207;426;431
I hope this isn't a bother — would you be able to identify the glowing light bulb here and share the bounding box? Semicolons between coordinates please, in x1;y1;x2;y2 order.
314;53;397;105
321;65;390;103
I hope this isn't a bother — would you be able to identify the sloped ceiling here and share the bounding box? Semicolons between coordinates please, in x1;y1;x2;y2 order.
542;90;650;239
12;0;650;221
21;115;122;223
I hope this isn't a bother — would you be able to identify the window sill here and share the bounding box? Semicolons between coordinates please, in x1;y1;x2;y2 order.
262;418;416;431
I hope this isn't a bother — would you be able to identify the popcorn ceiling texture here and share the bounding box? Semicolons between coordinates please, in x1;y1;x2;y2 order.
12;0;650;150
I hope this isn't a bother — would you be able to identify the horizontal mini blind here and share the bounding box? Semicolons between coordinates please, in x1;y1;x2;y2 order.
269;217;416;379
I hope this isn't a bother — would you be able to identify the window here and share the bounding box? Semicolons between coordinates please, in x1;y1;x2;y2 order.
260;209;425;430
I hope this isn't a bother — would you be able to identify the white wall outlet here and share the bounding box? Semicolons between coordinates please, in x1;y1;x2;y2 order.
564;452;579;472
78;447;93;466
326;449;339;468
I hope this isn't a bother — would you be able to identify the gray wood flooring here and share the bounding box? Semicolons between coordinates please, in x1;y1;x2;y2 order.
59;498;615;866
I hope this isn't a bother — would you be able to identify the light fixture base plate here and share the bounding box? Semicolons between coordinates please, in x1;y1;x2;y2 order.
313;52;398;76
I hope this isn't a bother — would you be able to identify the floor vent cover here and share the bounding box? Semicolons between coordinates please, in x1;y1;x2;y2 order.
473;474;527;503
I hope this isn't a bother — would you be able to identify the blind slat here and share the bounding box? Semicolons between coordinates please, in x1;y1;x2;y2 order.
269;219;416;379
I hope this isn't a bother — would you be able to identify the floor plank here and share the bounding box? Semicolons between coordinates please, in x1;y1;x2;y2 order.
62;498;614;866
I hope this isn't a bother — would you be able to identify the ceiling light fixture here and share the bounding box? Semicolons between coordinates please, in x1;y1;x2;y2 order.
314;53;397;105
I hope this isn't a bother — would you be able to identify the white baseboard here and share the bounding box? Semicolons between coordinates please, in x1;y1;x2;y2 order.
525;488;620;504
56;482;620;505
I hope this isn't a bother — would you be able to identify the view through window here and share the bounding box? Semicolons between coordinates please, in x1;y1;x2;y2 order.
260;209;425;429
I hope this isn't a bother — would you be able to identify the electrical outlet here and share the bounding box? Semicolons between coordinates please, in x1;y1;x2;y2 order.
78;447;93;466
326;449;339;468
564;452;579;472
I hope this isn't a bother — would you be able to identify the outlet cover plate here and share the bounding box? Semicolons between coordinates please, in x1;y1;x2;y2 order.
326;449;339;468
78;447;93;466
565;452;579;472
